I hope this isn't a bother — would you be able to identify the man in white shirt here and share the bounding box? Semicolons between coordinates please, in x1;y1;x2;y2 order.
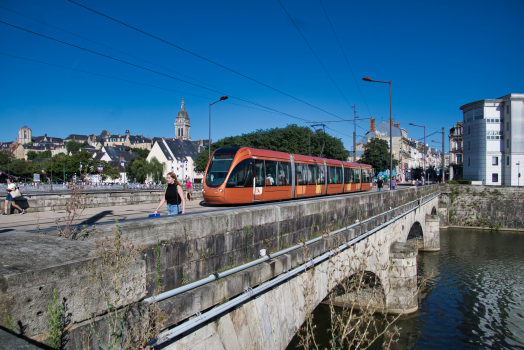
3;179;24;215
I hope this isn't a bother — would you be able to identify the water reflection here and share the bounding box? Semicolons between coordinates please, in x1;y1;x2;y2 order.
287;228;524;349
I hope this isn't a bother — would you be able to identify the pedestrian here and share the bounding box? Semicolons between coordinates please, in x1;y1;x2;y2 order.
377;177;384;192
153;172;185;216
391;177;397;190
185;178;192;201
3;179;24;215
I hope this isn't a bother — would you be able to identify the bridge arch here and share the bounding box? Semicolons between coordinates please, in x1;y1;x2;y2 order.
407;221;423;242
330;270;385;309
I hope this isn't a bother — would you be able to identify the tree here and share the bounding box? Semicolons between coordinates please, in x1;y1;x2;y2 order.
148;157;165;183
65;140;86;153
125;147;150;158
0;150;15;173
37;150;52;159
26;151;38;160
194;124;350;172
126;157;150;183
357;138;398;172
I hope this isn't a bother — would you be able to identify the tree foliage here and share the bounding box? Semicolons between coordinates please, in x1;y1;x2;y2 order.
65;140;87;153
194;124;350;172
125;147;150;158
357;138;398;172
125;156;165;183
0;150;121;183
26;151;38;160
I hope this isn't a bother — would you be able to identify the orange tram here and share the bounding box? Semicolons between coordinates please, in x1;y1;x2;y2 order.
203;147;374;204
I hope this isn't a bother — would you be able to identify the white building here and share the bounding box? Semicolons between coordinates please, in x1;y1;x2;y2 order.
461;93;524;186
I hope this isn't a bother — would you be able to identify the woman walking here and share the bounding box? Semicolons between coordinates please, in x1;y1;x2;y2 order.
185;178;192;201
153;172;186;216
3;179;24;215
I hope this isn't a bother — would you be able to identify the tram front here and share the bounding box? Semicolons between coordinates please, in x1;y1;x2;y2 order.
202;147;242;204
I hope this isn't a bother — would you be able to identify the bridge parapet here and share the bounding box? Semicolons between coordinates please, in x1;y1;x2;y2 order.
0;185;440;348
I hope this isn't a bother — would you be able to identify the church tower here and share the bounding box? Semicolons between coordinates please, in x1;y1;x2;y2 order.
174;98;191;141
17;126;32;144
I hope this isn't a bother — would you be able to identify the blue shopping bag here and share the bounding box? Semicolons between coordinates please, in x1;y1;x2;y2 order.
148;213;160;218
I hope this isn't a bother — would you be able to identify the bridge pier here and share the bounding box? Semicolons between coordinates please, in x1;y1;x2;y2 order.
422;214;440;251
387;241;418;314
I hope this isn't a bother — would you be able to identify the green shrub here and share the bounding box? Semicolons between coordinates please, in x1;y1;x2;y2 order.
446;180;471;185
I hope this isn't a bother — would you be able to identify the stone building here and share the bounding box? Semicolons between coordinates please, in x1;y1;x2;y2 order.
16;126;32;145
448;121;463;180
174;99;191;141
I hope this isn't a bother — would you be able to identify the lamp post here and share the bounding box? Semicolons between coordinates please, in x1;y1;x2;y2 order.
209;95;228;159
431;139;445;183
410;123;426;184
363;77;392;189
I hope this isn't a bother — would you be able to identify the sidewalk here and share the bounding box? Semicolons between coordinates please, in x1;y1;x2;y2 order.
0;199;205;232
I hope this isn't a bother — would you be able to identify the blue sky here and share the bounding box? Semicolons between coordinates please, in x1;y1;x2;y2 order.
1;0;523;153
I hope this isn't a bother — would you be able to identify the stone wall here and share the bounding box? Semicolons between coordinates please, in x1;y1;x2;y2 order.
440;184;524;229
0;186;438;347
1;189;201;213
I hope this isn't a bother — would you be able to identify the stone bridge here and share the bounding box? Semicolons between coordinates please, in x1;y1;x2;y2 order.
0;185;441;349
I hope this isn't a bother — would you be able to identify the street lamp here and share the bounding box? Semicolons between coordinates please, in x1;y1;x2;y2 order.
362;77;392;189
209;95;228;159
431;139;445;183
410;123;426;184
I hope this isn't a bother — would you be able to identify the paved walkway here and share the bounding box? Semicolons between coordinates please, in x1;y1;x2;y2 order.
0;199;224;233
0;186;394;233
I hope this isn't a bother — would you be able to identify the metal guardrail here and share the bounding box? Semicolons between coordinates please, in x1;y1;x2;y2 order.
149;190;441;346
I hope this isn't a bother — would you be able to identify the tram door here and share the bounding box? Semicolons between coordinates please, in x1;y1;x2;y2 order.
253;159;265;201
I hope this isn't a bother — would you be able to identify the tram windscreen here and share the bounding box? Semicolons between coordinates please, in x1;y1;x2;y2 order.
205;148;239;187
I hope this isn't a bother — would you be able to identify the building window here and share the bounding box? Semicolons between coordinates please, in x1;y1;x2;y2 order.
507;139;509;149
507;156;510;165
474;108;484;120
492;157;498;165
506;105;509;114
492;173;498;183
468;158;470;166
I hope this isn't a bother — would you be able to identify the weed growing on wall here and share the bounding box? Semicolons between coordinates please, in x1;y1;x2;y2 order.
47;289;69;349
81;220;167;349
244;225;251;262
294;234;429;350
53;182;91;239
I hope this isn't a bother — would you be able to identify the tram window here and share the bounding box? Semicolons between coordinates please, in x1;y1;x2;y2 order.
308;164;317;185
205;152;234;187
265;160;277;186
334;167;342;184
277;162;291;186
255;160;265;187
317;165;325;185
363;169;372;183
226;159;253;188
296;163;306;185
328;167;342;184
354;169;361;183
344;168;352;184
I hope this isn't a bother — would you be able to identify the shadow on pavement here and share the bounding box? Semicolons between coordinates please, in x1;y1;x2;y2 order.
78;210;114;225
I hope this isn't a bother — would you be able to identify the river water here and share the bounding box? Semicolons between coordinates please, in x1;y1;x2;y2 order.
287;228;524;349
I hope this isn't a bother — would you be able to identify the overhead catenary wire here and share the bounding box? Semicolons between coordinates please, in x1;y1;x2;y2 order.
0;5;261;109
0;20;318;126
66;0;350;122
276;0;353;111
317;0;374;120
0;52;287;118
